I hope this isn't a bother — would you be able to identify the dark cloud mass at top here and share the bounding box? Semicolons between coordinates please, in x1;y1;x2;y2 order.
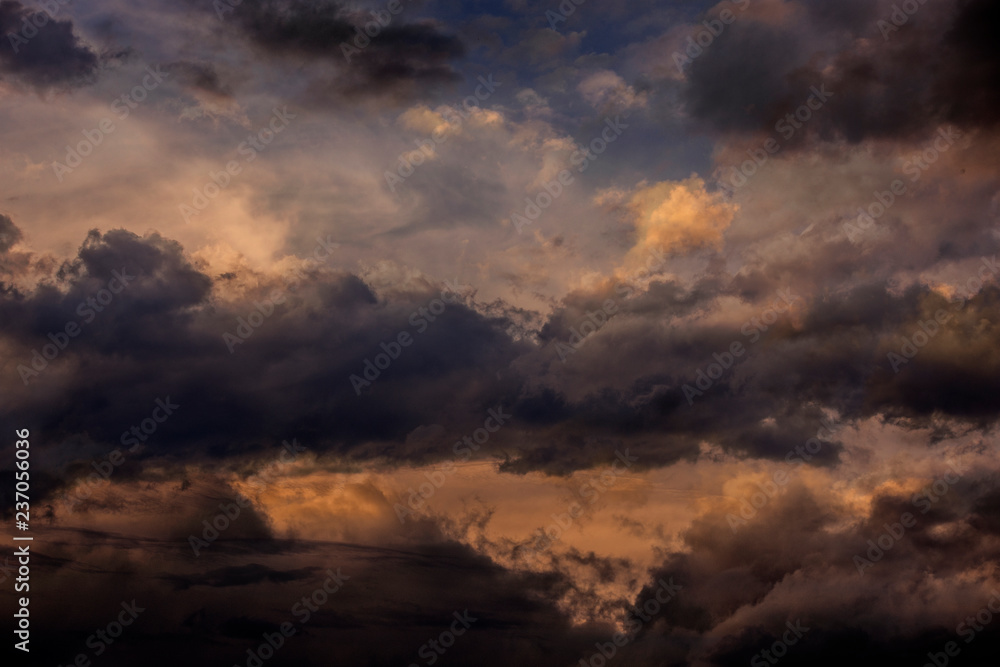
680;0;1000;142
222;0;465;101
0;0;99;89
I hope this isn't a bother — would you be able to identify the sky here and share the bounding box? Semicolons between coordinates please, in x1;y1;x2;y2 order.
2;0;1000;665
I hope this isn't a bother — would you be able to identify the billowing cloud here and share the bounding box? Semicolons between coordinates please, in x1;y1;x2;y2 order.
0;0;99;90
222;0;465;104
624;176;738;260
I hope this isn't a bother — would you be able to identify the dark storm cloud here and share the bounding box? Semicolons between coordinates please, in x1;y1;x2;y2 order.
865;285;1000;421
0;225;531;500
0;0;99;89
505;275;1000;470
679;0;1000;143
21;526;609;667
222;0;465;102
935;0;1000;130
23;492;1000;667
3;223;1000;499
609;471;1000;667
442;460;1000;666
683;20;802;134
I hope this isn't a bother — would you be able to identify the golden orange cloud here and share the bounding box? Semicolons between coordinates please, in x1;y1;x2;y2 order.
623;176;738;265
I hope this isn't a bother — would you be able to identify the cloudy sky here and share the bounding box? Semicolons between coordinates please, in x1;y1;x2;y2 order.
2;0;1000;665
